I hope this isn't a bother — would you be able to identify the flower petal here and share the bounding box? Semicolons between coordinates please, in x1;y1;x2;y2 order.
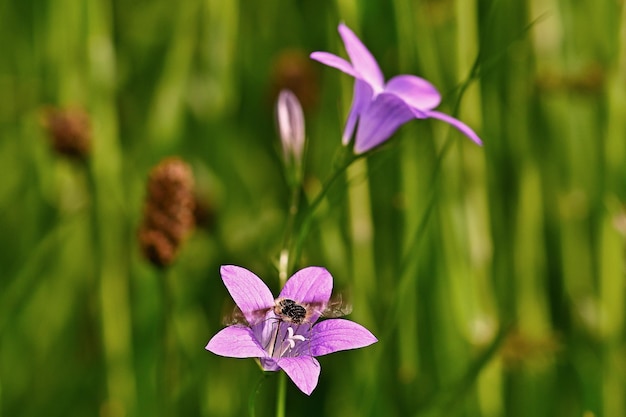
426;110;483;146
385;75;441;110
343;79;374;145
309;52;357;78
354;93;415;154
338;23;384;92
309;319;377;357
205;326;268;358
279;267;333;305
220;265;275;324
277;356;321;396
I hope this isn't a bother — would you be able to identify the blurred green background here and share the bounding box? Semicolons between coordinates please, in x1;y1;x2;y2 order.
1;0;625;416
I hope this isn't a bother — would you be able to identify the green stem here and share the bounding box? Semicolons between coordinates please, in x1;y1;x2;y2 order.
86;0;137;412
87;158;136;415
248;372;270;417
278;182;301;287
275;372;287;417
292;147;361;268
159;268;177;416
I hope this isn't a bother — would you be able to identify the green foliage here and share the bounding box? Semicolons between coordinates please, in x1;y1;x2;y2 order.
1;0;624;416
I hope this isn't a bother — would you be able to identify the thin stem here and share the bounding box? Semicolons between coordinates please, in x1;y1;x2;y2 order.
248;373;270;417
275;372;287;417
292;147;361;268
159;268;176;416
87;159;136;415
278;183;301;287
86;0;137;412
377;137;451;344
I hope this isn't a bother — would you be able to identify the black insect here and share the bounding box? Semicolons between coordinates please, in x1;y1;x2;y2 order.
223;295;352;327
273;298;308;324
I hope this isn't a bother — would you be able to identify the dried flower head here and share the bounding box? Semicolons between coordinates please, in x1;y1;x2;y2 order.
42;107;91;160
535;64;605;94
271;49;319;113
206;265;377;395
500;329;561;370
138;157;195;268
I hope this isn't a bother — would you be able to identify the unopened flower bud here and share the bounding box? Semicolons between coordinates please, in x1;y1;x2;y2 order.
276;89;305;168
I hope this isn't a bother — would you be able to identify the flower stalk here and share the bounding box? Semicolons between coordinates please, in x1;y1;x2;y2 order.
276;89;307;285
275;372;287;417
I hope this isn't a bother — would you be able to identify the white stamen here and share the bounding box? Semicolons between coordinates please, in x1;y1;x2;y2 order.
287;327;306;343
281;327;307;355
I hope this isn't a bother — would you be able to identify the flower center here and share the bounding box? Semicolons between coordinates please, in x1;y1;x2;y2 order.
284;326;306;349
266;322;307;358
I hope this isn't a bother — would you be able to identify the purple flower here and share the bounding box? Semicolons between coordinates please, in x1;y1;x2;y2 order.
206;265;377;395
310;23;482;154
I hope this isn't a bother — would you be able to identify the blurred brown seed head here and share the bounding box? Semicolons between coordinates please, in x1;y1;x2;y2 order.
42;107;91;160
138;157;195;268
500;329;561;370
535;63;605;94
270;49;319;113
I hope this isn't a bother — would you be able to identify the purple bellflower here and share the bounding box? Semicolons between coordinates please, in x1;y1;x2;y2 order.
310;23;482;154
206;265;377;395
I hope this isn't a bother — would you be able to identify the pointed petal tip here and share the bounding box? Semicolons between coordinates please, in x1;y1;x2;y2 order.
337;22;351;36
279;266;333;306
309;52;358;78
219;265;275;324
205;326;267;358
336;23;385;91
309;319;378;356
278;357;321;396
426;110;483;146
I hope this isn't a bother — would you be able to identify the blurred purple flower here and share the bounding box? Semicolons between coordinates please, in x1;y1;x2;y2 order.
310;23;482;154
206;265;377;395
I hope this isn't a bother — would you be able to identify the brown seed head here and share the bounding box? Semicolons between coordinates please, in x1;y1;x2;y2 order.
270;49;319;113
138;157;195;268
500;329;561;370
42;107;91;160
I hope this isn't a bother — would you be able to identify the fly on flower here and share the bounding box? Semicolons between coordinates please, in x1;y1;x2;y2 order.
207;265;376;395
273;295;353;324
224;294;352;326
